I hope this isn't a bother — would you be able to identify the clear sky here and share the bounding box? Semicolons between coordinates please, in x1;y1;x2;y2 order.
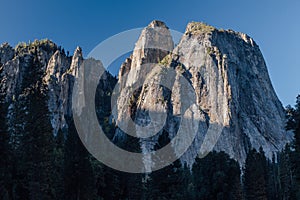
1;0;299;106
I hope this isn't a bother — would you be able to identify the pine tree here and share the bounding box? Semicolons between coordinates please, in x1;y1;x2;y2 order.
64;116;97;200
145;160;188;200
243;148;268;200
52;129;65;200
193;151;242;200
0;102;13;200
19;86;57;200
286;94;300;198
291;95;300;198
266;154;280;200
278;145;295;200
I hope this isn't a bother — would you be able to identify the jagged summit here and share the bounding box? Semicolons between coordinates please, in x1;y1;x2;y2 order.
147;20;169;29
183;21;257;47
0;39;76;61
118;19;174;88
73;46;82;55
0;39;116;136
185;21;216;34
114;20;292;169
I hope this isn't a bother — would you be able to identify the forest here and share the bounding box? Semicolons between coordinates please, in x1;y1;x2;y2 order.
0;79;299;199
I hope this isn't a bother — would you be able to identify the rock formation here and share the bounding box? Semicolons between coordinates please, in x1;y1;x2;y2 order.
114;21;292;169
0;21;292;171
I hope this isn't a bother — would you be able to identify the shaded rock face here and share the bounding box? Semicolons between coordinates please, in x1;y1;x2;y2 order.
0;40;116;138
0;41;57;103
0;43;14;65
114;21;292;169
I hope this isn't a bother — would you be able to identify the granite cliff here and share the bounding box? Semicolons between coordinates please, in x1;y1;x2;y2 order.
0;21;292;171
113;21;292;169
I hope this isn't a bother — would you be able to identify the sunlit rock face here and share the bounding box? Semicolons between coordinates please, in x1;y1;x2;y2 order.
173;22;292;165
114;21;292;170
0;21;292;172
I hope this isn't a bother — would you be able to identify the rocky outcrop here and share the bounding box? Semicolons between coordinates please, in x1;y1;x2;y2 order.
0;21;292;171
0;43;14;66
173;22;292;163
118;20;174;88
0;40;58;102
114;21;292;169
0;40;116;137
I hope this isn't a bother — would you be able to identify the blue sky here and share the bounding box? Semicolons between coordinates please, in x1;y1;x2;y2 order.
1;0;299;106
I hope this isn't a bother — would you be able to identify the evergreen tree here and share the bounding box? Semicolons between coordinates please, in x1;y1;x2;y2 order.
193;151;242;200
293;96;300;198
98;166;125;199
3;52;59;200
19;86;57;200
243;148;268;200
0;102;13;200
145;160;189;200
266;154;280;200
64;116;97;200
286;94;300;198
52;129;65;200
278;145;295;200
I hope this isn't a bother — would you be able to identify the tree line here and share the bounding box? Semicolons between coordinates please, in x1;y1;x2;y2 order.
0;88;300;199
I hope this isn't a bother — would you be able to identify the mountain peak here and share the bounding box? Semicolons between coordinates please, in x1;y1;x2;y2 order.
118;20;173;87
73;46;83;58
115;21;292;169
147;20;168;29
185;21;216;35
